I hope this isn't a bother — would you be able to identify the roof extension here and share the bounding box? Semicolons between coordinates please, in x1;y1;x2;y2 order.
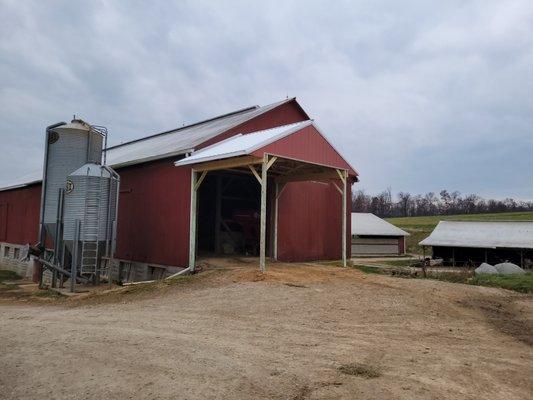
419;220;533;249
174;121;312;166
351;213;409;237
0;98;302;192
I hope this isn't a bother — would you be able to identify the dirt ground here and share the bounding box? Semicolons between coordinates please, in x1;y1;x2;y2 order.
1;258;532;400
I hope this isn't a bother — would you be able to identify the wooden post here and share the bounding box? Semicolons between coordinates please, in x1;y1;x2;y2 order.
520;249;524;269
189;170;198;271
273;182;279;260
338;169;347;268
452;247;456;267
214;176;222;253
259;155;268;272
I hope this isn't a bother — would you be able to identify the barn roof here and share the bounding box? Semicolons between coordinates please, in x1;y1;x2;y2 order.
174;121;312;166
0;98;302;192
419;220;533;249
351;213;409;237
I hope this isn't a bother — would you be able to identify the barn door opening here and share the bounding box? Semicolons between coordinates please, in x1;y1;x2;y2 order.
197;171;270;258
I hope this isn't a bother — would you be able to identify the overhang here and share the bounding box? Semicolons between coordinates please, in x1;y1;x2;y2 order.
419;220;533;249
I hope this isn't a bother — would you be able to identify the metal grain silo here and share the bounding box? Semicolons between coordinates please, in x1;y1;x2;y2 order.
40;120;104;242
63;163;119;274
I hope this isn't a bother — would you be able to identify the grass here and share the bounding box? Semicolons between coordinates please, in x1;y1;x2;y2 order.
470;272;533;294
352;261;533;293
386;211;533;254
338;362;382;378
350;264;384;274
0;270;22;283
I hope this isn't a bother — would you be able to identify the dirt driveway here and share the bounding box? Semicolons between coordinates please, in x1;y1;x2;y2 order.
1;259;532;399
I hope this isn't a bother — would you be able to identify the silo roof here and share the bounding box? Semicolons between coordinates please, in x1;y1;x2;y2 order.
419;220;533;249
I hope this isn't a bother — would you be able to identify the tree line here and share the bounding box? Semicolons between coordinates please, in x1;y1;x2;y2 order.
352;189;533;218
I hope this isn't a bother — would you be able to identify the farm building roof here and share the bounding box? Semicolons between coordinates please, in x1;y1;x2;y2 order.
0;98;302;192
351;213;409;237
419;220;533;249
174;121;312;166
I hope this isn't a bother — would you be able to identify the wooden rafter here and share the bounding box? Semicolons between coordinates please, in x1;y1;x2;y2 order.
193;155;262;172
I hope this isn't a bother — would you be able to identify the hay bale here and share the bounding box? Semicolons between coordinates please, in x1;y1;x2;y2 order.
494;262;525;275
475;263;498;275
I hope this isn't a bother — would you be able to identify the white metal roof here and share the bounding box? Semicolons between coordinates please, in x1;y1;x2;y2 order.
105;98;296;168
351;213;409;237
174;120;312;166
0;98;299;192
419;220;533;249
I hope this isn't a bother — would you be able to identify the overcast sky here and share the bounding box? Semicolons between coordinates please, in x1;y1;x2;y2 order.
1;0;532;199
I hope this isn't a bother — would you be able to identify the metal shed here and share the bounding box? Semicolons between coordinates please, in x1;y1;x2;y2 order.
351;213;409;256
419;221;533;268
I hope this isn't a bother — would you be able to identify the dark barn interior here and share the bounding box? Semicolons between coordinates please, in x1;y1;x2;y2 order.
197;172;263;257
432;246;532;268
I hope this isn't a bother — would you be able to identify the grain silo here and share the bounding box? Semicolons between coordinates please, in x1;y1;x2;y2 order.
37;119;120;290
63;163;119;275
40;120;104;243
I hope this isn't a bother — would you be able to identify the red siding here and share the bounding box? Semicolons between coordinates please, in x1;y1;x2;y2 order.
198;100;309;150
115;159;191;267
398;236;405;255
253;125;356;176
277;181;352;262
0;184;41;245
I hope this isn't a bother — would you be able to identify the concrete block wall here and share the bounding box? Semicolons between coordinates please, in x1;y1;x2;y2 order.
0;242;34;278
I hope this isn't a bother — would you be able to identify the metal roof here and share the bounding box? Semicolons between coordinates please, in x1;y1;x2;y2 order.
174;121;312;166
0;98;299;192
351;213;409;237
419;220;533;249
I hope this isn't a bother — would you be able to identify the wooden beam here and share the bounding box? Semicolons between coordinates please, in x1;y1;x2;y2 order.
276;170;340;184
336;168;347;183
214;176;222;253
189;170;198;270
276;182;287;200
259;154;268;272
194;170;208;191
248;165;262;184
192;155;262;172
341;169;347;268
274;182;279;260
265;156;277;171
332;182;342;194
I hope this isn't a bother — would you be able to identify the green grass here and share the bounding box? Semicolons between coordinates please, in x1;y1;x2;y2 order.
350;264;384;274
0;270;22;283
386;211;533;254
470;272;533;294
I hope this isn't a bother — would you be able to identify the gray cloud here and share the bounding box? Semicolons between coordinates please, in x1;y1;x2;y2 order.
0;0;532;199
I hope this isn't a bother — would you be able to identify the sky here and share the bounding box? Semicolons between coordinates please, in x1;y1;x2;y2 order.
0;0;532;200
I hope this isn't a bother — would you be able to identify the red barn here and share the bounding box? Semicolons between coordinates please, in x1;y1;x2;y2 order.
0;98;358;281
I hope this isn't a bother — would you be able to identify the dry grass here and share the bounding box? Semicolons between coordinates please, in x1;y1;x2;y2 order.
338;362;382;378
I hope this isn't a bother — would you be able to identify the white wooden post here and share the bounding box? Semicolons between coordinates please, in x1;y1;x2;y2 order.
273;182;279;260
189;170;198;271
259;155;268;272
341;170;347;268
